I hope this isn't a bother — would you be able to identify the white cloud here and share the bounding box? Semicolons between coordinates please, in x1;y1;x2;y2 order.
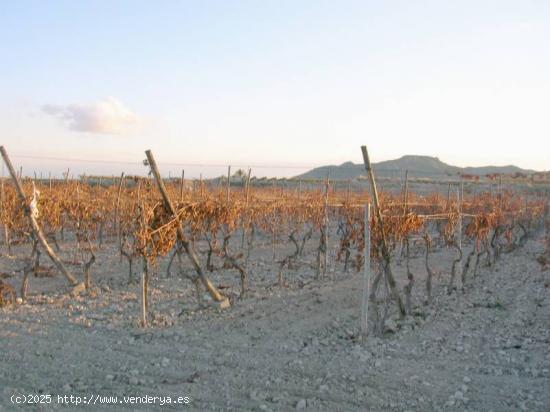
42;97;140;135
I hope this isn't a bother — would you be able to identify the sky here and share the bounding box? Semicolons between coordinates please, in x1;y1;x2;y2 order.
1;0;549;178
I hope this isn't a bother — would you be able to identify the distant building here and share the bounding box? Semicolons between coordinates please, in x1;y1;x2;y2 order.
532;172;550;182
485;173;501;181
460;174;480;182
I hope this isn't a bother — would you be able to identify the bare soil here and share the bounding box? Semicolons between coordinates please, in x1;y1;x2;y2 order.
1;234;549;411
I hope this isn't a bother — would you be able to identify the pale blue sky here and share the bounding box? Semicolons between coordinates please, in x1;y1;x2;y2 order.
1;1;549;177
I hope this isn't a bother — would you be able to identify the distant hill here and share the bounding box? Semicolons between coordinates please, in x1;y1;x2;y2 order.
295;155;536;180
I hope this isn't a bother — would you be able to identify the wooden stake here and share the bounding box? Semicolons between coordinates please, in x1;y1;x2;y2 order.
140;269;148;327
0;146;78;286
245;168;252;205
180;169;185;203
323;172;330;275
403;170;409;213
361;203;371;340
226;165;231;204
115;172;125;246
454;183;464;292
458;179;463;250
241;168;252;248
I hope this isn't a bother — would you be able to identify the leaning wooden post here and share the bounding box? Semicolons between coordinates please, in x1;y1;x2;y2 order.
360;145;406;317
144;150;227;304
361;203;371;340
0;146;78;286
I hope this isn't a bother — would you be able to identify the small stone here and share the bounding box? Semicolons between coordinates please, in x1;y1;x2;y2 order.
296;399;306;409
445;399;455;407
106;374;115;381
463;376;471;383
385;319;398;332
62;384;71;391
161;357;170;367
129;377;139;385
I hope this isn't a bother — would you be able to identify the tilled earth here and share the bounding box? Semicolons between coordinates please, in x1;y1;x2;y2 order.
1;235;549;411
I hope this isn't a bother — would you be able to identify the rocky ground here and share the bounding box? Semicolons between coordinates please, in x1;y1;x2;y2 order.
0;234;549;411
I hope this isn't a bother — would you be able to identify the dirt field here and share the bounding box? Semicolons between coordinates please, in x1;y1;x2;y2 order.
1;233;549;411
